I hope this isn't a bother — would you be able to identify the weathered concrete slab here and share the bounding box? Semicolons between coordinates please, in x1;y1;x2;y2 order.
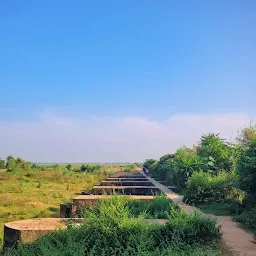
107;177;148;181
111;175;145;179
3;218;83;249
110;171;144;178
92;185;161;195
101;180;153;186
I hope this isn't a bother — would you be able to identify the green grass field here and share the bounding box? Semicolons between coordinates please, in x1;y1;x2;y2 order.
0;164;123;247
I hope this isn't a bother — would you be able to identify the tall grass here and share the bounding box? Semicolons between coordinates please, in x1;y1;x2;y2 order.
0;165;121;248
2;196;222;256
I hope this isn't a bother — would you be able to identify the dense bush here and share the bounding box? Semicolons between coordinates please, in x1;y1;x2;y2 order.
147;148;203;191
183;171;242;206
2;196;220;256
143;159;157;170
237;138;256;199
0;159;5;169
234;207;256;232
5;156;31;171
82;195;174;219
80;164;101;172
123;164;137;172
197;133;234;173
170;148;203;191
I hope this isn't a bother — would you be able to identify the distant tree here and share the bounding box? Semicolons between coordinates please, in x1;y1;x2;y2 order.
237;123;256;145
16;157;25;168
0;158;5;169
80;164;87;172
143;159;157;170
22;161;31;170
31;163;38;169
6;155;17;171
66;164;72;171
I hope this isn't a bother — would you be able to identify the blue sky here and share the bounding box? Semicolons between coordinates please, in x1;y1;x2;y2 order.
0;1;255;162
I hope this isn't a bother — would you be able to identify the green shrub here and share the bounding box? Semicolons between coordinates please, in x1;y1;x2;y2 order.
80;164;101;172
146;148;203;191
237;138;256;199
143;159;157;170
184;171;242;206
234;207;256;234
197;133;234;173
2;196;220;256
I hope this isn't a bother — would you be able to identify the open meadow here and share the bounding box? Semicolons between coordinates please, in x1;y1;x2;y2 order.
0;163;126;247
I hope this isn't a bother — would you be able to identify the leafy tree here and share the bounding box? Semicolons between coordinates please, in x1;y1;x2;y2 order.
143;159;157;170
171;147;203;190
237;123;256;145
31;163;38;169
66;164;72;171
80;164;87;172
237;138;256;199
159;154;175;164
197;133;234;173
0;158;5;169
6;155;17;171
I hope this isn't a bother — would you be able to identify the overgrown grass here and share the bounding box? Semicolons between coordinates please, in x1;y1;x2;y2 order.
82;195;175;219
0;165;122;248
1;196;222;256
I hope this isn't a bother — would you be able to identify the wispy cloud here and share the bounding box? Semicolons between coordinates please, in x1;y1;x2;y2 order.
0;111;253;163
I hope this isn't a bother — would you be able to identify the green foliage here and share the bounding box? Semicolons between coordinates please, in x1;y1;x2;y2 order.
0;159;5;169
146;148;203;191
237;138;256;198
133;162;142;168
197;133;234;173
31;163;39;169
123;164;137;172
159;154;175;164
5;156;31;172
236;124;256;145
170;147;203;191
83;195;174;219
234;207;256;234
143;159;157;170
2;196;221;256
80;164;101;172
66;164;72;171
184;171;242;206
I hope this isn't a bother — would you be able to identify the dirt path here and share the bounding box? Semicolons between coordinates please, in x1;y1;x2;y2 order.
217;216;256;256
144;173;256;256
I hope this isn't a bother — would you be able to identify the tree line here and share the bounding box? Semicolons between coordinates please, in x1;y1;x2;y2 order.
143;125;256;231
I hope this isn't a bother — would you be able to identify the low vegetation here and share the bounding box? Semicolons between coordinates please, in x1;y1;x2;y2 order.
144;124;256;235
2;196;222;256
0;161;124;248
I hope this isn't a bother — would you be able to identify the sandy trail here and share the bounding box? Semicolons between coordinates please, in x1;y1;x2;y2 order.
145;173;256;256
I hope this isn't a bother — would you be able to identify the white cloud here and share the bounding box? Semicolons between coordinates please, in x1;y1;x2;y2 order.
0;112;254;163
